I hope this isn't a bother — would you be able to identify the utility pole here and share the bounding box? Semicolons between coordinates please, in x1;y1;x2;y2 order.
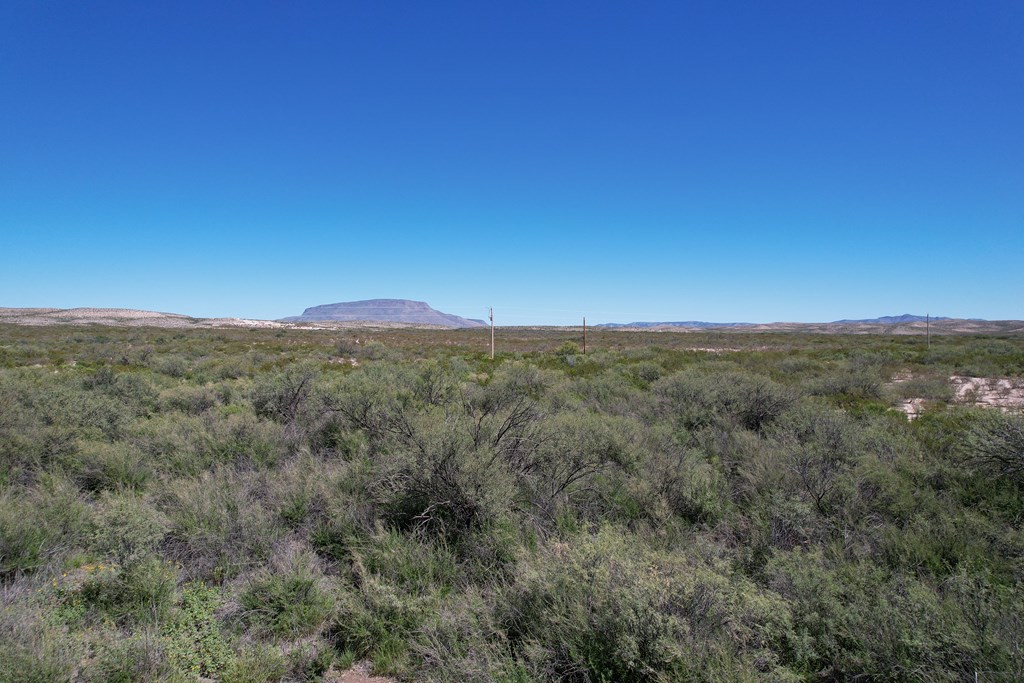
489;307;494;360
926;313;930;351
583;316;587;355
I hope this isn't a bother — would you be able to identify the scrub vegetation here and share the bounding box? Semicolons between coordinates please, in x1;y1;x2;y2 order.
1;324;1022;682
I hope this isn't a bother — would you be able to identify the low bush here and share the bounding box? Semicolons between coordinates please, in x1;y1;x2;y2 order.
0;601;81;683
654;369;794;432
220;645;288;683
52;557;177;626
501;528;795;682
70;441;154;493
89;492;168;567
161;469;283;581
79;628;174;683
164;582;231;678
239;556;334;638
0;476;91;578
963;409;1024;486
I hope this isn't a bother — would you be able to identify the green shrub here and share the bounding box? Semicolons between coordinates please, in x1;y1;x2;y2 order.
158;383;221;415
251;362;319;426
0;476;91;578
240;559;334;638
351;529;457;597
526;411;637;521
52;557;177;626
361;340;389;360
161;468;282;581
0;601;81;683
655;369;794;432
89;491;168;567
70;441;154;493
414;587;526;683
766;552;981;681
330;577;436;674
38;379;134;440
127;413;209;475
963;409;1024;486
149;354;189;378
573;370;647;413
501;528;794;682
770;403;860;513
82;368;159;415
79;628;174;683
220;645;288;683
164;582;231;678
891;376;954;402
335;336;359;356
204;411;286;468
807;370;883;401
643;440;727;524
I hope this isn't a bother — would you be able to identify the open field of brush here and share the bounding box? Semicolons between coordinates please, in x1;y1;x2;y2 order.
1;323;1023;682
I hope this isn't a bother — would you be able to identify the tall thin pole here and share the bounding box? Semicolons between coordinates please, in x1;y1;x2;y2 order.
583;316;587;355
489;307;494;360
926;313;930;350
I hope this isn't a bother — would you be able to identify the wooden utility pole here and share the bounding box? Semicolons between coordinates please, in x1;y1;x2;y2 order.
926;313;930;350
489;307;494;360
583;316;587;355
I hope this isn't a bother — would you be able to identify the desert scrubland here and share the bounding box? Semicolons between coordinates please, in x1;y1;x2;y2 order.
1;323;1022;682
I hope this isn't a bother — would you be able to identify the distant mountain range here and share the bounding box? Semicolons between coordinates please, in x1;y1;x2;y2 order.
280;299;486;328
599;314;950;328
4;307;1020;335
597;321;754;329
831;314;950;324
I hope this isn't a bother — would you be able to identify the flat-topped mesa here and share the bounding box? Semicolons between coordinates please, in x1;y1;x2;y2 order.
280;299;486;329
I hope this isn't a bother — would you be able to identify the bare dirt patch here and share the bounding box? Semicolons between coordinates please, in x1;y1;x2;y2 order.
951;376;1024;410
896;398;927;420
888;372;1024;420
325;662;397;683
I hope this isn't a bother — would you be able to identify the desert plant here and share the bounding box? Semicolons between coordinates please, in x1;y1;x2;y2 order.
220;645;288;683
161;468;283;581
239;556;334;638
0;601;81;683
164;582;231;677
964;409;1024;486
251;362;320;430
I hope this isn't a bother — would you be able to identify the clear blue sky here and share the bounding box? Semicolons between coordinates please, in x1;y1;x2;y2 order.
2;1;1021;324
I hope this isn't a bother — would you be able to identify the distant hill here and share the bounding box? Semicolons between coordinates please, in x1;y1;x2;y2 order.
598;314;952;329
597;321;753;329
832;314;950;324
280;299;486;328
588;315;1024;335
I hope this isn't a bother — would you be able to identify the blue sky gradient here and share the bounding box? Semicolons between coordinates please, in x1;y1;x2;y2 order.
2;1;1021;324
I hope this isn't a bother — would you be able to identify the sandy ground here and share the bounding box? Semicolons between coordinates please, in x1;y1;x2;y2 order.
950;376;1024;410
891;373;1024;420
325;663;396;683
896;397;928;420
